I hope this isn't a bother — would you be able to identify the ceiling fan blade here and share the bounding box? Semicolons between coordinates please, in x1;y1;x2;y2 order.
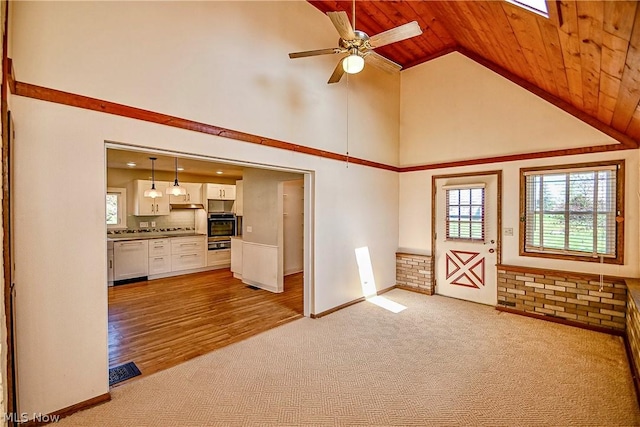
368;21;423;49
289;48;343;59
327;11;356;41
364;51;402;74
328;59;345;84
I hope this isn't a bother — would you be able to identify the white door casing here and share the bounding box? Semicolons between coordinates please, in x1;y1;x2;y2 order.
434;173;499;306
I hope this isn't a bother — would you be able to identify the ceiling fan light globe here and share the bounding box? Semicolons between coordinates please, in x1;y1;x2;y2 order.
342;54;364;74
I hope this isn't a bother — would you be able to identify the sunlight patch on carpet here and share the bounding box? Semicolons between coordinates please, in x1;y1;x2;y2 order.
366;295;407;313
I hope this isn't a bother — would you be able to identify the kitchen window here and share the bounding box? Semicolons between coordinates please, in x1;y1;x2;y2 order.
107;187;127;230
520;160;624;264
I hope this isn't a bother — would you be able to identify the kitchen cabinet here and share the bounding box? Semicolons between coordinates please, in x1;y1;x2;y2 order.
234;180;243;216
169;182;203;205
131;180;170;216
107;241;114;285
113;240;149;281
171;236;206;271
207;249;231;268
206;184;236;200
148;238;171;275
230;237;243;278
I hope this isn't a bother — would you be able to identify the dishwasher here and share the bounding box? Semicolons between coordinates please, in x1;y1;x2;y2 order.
113;240;149;284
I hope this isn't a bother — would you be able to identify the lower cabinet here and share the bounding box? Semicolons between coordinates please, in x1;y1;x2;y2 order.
110;235;210;281
149;255;172;275
149;238;171;275
207;249;231;268
230;238;243;276
171;236;206;272
107;242;114;284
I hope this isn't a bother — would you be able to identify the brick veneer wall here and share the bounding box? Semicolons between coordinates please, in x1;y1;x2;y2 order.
396;252;434;295
626;280;640;379
497;265;626;332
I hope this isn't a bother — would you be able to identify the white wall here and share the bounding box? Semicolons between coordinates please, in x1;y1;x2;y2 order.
10;1;400;418
399;53;639;278
283;179;304;275
400;52;619;166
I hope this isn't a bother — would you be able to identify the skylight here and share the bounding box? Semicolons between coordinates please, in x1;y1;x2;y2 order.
506;0;548;18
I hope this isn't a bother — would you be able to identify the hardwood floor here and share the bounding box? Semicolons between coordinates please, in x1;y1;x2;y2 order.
108;269;303;382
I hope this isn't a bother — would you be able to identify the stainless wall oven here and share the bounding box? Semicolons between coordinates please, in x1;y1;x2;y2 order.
207;213;236;250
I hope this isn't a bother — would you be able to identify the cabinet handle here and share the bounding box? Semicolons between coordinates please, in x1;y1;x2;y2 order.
180;243;198;246
154;257;164;260
181;254;198;258
120;242;143;246
109;260;112;268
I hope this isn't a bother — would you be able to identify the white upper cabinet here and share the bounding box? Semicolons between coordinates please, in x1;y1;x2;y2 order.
169;182;203;204
130;180;170;216
206;184;236;200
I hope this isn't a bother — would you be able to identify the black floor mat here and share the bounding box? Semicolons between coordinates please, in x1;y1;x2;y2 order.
109;362;141;386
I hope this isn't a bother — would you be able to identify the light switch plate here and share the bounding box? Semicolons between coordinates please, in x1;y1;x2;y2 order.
151;221;156;228
140;221;149;228
504;227;514;236
247;226;253;233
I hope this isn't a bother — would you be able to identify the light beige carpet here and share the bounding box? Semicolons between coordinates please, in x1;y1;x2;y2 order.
60;289;639;426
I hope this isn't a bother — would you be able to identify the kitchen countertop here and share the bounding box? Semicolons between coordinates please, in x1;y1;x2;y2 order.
107;232;206;242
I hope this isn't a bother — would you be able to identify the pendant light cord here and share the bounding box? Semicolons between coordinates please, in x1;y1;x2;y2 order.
174;157;179;185
151;157;156;189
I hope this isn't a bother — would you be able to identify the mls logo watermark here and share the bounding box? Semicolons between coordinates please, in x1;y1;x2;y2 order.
4;412;61;423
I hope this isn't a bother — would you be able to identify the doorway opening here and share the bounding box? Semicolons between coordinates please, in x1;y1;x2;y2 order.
105;144;313;385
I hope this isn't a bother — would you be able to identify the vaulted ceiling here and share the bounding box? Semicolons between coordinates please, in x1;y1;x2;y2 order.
309;1;640;148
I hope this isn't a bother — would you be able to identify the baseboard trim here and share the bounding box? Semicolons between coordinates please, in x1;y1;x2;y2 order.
310;285;396;319
495;305;624;336
20;392;111;426
623;332;640;408
395;285;433;296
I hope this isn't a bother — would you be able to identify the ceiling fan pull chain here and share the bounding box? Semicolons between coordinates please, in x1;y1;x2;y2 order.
346;73;350;169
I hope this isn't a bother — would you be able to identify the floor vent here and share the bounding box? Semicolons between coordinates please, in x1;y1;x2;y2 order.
109;361;141;387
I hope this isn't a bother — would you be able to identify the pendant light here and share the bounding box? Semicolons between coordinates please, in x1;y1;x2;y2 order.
166;157;187;196
143;157;163;198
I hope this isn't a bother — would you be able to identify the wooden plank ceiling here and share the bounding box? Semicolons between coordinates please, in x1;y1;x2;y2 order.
308;1;640;147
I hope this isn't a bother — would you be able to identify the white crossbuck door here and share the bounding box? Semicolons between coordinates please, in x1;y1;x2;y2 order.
435;174;498;305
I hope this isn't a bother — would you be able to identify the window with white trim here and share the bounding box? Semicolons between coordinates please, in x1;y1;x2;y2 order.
520;161;623;264
107;187;127;230
445;185;485;241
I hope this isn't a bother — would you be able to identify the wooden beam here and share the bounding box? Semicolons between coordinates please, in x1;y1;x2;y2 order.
457;47;639;149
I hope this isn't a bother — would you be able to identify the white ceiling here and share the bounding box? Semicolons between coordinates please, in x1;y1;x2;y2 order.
107;148;245;180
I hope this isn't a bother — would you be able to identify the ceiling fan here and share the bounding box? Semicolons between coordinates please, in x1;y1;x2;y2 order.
288;6;423;84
